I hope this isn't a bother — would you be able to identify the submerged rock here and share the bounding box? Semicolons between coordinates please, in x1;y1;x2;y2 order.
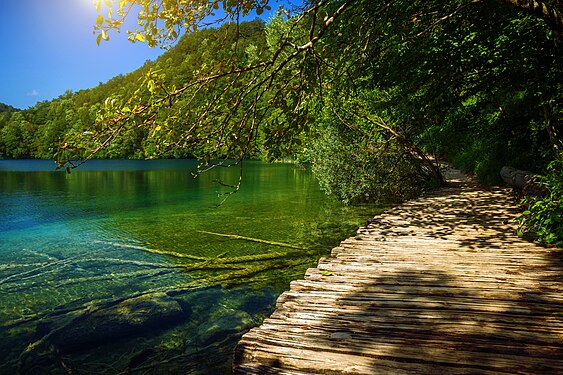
48;292;189;353
197;310;254;347
238;290;276;315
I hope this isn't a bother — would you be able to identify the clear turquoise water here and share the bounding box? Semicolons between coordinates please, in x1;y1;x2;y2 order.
0;159;382;374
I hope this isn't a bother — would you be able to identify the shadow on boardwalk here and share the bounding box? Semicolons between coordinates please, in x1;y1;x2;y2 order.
234;180;563;374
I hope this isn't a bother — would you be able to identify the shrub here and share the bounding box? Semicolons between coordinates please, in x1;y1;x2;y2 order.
517;156;563;247
310;105;427;205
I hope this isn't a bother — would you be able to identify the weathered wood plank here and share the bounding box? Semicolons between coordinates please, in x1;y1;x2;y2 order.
234;342;517;375
262;314;563;341
242;329;563;365
286;280;563;304
233;172;563;374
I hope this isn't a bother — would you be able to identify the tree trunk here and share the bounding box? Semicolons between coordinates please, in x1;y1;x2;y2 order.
542;101;561;153
534;53;562;154
497;0;563;37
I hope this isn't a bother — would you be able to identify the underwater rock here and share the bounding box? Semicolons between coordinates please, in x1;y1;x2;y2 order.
48;292;189;353
238;290;276;315
197;310;254;347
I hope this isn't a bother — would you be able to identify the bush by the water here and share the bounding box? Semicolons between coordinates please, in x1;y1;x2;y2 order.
309;93;429;205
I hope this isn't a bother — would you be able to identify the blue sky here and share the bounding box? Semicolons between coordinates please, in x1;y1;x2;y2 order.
0;0;168;109
0;1;284;110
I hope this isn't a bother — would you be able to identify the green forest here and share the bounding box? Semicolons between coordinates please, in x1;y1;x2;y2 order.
0;0;562;244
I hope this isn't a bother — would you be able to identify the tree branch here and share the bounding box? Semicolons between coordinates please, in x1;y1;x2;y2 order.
497;0;563;37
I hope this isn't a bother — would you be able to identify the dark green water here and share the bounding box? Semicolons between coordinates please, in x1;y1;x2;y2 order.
0;159;382;374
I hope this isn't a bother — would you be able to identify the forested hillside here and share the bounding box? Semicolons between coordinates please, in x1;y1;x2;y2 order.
0;103;19;113
0;20;266;160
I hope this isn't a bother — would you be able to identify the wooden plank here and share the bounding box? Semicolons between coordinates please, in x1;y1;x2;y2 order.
242;329;563;365
263;313;563;343
237;336;563;374
287;280;563;304
235;342;515;374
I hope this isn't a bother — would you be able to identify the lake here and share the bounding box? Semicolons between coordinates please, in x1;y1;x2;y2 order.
0;159;383;374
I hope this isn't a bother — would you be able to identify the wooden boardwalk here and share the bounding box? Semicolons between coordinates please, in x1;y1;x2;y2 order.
233;171;563;374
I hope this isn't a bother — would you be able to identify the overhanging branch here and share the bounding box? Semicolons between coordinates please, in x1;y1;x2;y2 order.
497;0;563;37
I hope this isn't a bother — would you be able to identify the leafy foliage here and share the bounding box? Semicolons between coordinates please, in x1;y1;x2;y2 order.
311;117;427;204
92;0;273;47
308;88;438;204
365;0;563;183
517;156;563;247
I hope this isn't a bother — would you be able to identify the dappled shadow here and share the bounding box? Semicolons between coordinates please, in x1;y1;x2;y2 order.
233;178;563;373
312;271;562;373
235;265;563;373
363;183;521;247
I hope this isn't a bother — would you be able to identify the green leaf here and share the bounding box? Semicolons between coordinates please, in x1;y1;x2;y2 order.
147;80;156;93
321;270;333;276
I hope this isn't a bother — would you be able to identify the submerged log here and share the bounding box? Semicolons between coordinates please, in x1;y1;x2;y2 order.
198;230;306;250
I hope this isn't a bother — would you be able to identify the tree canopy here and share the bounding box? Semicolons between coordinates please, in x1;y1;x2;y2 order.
92;0;274;46
92;1;563;44
1;0;561;196
73;1;562;169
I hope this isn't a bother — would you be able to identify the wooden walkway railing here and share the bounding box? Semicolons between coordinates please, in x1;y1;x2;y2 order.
233;172;563;374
